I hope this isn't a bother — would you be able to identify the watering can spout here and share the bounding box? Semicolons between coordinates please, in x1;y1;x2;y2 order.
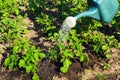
74;7;101;21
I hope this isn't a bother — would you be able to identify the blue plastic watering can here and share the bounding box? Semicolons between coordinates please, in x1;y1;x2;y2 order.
75;0;119;23
62;0;119;29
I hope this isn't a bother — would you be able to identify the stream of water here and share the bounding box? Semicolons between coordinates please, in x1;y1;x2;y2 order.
58;16;76;43
58;22;72;44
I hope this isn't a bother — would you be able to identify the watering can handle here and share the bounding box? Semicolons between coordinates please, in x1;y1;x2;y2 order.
74;7;100;21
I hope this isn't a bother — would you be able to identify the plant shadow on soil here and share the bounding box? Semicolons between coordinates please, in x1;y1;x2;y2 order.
98;23;120;41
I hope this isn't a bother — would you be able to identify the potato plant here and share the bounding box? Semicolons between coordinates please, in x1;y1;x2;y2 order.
4;39;46;80
49;30;90;73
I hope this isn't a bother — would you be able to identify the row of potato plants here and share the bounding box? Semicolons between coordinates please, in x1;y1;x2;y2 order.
0;0;46;80
0;0;120;80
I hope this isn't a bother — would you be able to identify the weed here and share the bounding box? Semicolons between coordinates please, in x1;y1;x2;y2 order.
103;63;111;70
96;74;107;80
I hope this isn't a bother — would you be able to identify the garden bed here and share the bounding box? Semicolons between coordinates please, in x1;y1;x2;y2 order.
0;0;120;80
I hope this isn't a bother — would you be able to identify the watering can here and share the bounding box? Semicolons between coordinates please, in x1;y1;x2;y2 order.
63;0;119;28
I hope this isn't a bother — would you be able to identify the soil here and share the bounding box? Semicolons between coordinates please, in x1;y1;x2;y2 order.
0;12;120;80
